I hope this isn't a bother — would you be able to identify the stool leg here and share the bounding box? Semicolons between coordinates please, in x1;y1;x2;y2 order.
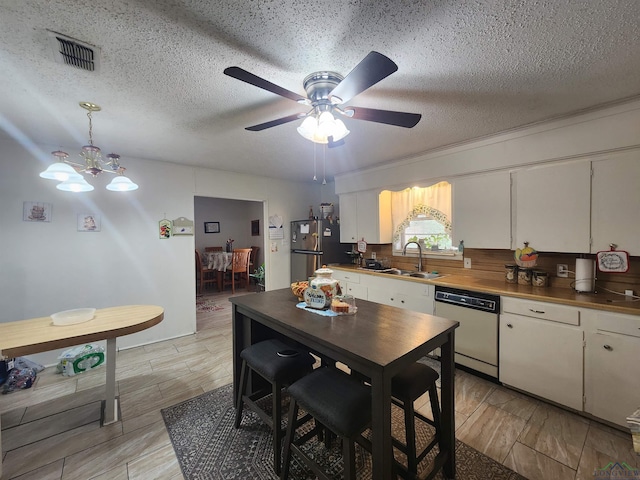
272;381;282;475
343;435;356;480
429;384;442;440
280;399;299;480
234;360;248;428
403;397;418;476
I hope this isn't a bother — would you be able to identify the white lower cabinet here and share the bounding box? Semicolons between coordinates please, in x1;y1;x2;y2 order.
500;298;583;411
331;269;434;314
584;311;640;427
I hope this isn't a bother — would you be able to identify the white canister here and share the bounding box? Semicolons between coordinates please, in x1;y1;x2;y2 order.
575;258;596;292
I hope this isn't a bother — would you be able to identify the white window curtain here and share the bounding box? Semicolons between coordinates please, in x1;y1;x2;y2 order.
391;181;452;244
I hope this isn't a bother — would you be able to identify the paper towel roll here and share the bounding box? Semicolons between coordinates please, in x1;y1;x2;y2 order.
575;258;595;292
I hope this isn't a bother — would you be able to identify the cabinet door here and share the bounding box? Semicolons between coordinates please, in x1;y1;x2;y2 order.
591;152;640;256
585;331;640;427
357;190;392;244
500;313;583;410
345;283;367;300
452;171;511;248
514;161;591;252
339;193;358;243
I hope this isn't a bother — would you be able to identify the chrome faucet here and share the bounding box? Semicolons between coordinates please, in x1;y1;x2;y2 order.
402;241;423;272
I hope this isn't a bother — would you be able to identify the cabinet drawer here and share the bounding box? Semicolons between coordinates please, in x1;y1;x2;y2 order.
501;297;580;325
332;270;360;284
595;311;640;338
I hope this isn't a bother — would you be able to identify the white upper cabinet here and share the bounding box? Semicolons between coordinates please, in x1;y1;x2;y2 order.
514;160;591;253
452;171;511;249
591;151;640;256
339;190;392;244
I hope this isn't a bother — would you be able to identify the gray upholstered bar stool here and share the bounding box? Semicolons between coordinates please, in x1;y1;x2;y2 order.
391;362;443;479
235;338;315;474
280;367;372;480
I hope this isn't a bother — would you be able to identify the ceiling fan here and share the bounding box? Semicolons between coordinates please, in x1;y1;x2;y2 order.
223;51;421;146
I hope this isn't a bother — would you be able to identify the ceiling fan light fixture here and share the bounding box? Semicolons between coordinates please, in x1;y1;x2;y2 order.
297;110;350;144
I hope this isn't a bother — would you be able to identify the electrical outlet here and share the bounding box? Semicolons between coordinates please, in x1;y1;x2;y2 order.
371;252;376;260
557;264;568;277
464;258;472;269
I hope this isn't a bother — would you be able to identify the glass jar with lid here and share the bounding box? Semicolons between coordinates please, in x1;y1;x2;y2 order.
505;264;518;284
532;270;548;287
304;266;339;309
517;267;532;285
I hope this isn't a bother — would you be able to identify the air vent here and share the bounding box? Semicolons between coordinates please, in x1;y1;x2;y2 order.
48;31;100;72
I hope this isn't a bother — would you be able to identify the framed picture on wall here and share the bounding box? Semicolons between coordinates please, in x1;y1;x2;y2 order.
78;214;101;232
23;201;52;222
251;219;259;236
204;221;220;234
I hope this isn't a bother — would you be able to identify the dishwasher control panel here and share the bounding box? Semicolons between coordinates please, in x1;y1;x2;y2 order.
434;286;500;313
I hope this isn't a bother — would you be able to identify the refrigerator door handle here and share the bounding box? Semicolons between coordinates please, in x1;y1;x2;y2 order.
292;249;323;255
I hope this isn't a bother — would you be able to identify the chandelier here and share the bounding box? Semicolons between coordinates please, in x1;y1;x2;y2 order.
39;102;138;192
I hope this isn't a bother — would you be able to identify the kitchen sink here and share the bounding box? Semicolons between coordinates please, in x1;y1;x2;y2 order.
381;269;444;279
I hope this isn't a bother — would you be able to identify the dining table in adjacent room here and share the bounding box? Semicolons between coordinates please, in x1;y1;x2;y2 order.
230;289;459;479
0;305;164;478
202;251;233;290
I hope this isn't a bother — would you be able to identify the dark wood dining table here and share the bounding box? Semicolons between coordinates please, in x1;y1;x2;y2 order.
230;288;459;479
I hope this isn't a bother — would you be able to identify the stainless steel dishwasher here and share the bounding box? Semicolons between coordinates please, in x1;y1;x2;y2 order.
434;285;500;378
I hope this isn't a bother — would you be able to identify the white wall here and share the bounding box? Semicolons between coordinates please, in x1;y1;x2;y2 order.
335;98;640;194
0;136;320;365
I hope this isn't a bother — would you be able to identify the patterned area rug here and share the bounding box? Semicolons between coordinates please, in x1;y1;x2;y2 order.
196;296;225;312
162;383;526;479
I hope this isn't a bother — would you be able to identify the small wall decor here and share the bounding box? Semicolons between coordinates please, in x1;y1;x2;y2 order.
77;214;101;232
159;218;172;239
204;221;220;234
251;219;260;236
23;201;52;222
173;217;194;235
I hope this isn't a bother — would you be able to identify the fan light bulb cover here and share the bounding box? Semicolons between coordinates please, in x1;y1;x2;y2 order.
39;162;83;181
297;112;350;144
56;177;95;192
106;176;139;191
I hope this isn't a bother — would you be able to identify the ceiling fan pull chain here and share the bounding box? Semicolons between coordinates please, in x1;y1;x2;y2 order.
322;144;327;185
313;142;317;182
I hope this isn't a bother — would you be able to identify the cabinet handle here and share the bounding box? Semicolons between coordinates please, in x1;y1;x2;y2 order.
390;297;394;301
529;309;545;314
603;344;613;351
401;300;405;304
507;323;513;328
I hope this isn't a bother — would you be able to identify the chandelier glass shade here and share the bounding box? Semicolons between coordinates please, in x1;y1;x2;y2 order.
297;110;350;144
39;102;138;192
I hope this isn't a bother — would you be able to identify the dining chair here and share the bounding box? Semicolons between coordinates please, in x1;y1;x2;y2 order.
205;246;223;252
195;250;217;294
249;246;260;268
222;248;251;293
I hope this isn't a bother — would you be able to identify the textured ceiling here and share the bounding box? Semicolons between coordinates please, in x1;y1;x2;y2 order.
1;0;639;183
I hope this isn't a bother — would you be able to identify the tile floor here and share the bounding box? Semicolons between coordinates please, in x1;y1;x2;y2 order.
0;290;637;479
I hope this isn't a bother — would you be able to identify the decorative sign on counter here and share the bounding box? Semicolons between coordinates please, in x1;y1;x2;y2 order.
596;245;629;273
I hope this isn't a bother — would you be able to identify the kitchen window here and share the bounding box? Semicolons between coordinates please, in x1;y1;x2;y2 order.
391;182;460;258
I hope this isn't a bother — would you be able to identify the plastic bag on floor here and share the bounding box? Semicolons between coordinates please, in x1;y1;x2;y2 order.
2;367;37;394
15;356;45;373
57;344;105;376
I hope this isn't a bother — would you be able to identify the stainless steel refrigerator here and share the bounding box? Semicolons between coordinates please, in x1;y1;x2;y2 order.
291;219;344;282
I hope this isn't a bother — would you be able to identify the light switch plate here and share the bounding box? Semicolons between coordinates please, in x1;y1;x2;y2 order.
464;258;471;269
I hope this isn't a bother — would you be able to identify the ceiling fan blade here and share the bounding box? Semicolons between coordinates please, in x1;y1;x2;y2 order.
224;67;308;103
348;106;421;128
328;51;398;104
245;113;305;131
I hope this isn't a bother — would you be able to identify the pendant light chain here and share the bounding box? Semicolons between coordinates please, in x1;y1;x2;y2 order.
87;110;94;145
